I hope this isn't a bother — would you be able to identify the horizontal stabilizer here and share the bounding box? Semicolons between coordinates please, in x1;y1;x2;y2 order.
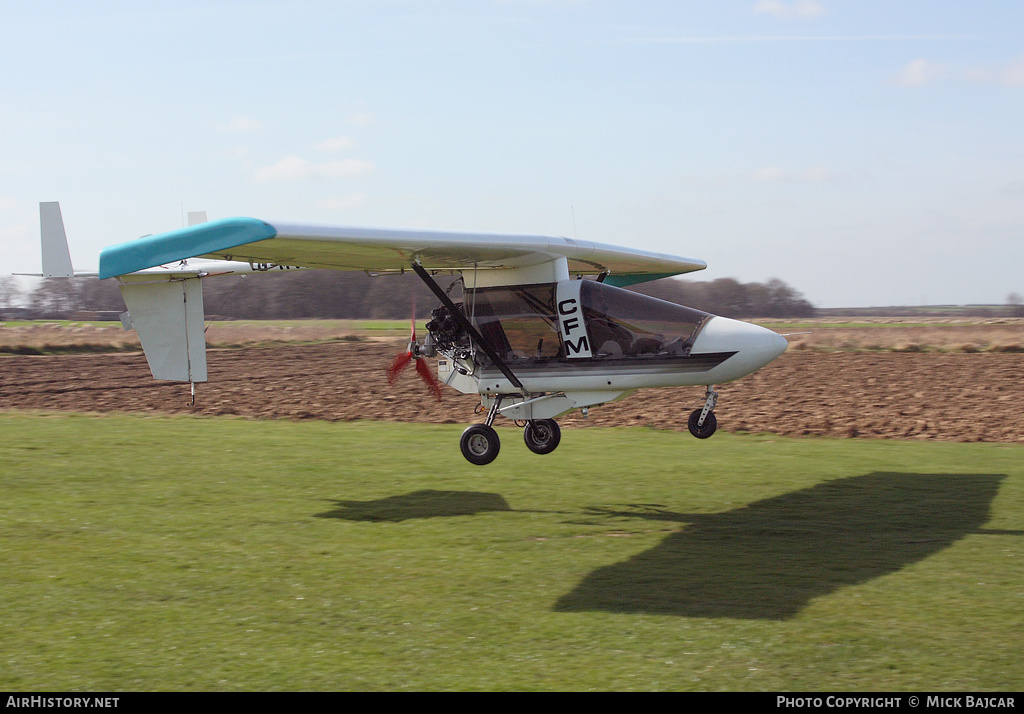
119;279;207;382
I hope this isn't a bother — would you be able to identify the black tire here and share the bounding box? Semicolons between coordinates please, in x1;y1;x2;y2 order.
688;409;717;439
523;419;561;455
460;424;501;465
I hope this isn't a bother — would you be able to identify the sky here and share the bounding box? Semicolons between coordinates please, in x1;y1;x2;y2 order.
2;0;1023;308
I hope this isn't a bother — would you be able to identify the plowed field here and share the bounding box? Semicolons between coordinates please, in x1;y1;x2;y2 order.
3;340;1022;443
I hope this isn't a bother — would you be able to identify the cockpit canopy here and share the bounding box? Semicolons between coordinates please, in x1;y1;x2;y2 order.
466;279;710;363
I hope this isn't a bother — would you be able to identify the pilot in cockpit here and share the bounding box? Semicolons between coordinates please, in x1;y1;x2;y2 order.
586;292;634;356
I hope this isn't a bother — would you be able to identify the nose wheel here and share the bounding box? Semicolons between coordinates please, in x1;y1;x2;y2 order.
688;386;719;439
523;418;561;455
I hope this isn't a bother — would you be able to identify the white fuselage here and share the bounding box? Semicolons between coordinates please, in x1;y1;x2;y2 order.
435;277;788;422
441;315;786;395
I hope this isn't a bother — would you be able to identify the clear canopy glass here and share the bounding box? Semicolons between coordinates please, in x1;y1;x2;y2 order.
468;280;709;362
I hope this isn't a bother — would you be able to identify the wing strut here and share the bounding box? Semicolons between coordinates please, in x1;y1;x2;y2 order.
410;262;526;394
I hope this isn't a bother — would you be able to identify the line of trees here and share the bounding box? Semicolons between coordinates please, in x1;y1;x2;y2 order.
632;276;816;319
0;271;816;321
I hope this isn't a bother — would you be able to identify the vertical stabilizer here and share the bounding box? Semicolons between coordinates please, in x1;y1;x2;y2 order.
39;202;75;277
118;278;208;382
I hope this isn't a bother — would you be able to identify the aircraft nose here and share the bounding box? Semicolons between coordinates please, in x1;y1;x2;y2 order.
690;316;788;382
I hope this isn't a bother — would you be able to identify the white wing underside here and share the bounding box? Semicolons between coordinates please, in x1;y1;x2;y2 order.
98;218;706;285
225;222;704;278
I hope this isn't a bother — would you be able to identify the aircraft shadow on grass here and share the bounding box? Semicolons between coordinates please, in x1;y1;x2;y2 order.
315;489;513;522
554;472;1022;620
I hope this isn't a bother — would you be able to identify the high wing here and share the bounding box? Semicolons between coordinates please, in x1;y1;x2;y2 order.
94;215;706;386
98;218;706;286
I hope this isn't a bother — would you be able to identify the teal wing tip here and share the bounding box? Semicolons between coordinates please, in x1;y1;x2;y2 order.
99;218;276;279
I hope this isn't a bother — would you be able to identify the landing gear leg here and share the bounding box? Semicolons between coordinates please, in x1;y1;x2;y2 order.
460;396;503;465
688;386;718;439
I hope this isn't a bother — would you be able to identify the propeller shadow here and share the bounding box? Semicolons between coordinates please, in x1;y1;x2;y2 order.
315;489;512;522
554;473;1017;620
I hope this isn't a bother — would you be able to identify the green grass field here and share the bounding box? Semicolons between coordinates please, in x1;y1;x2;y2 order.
1;414;1021;691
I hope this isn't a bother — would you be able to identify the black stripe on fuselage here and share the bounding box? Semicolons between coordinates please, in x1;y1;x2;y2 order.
476;351;737;379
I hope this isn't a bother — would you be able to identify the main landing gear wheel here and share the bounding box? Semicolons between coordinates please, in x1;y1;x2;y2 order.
523;419;561;455
460;424;501;465
688;408;717;439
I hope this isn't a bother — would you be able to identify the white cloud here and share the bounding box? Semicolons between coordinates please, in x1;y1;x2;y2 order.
316;136;355;152
227;116;262;132
894;58;944;87
753;1;825;18
0;196;20;211
253;156;374;182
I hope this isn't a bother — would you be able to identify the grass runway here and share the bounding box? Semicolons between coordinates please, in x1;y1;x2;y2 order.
1;414;1022;691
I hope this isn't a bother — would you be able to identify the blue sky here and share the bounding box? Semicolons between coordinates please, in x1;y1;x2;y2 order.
2;1;1023;307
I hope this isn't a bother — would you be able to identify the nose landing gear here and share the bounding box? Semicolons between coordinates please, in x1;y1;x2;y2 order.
523;418;561;455
688;386;719;439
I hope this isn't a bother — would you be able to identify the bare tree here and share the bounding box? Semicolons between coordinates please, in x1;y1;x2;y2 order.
0;275;20;311
1008;292;1024;317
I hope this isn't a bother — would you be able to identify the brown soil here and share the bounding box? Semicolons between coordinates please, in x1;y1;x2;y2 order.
1;341;1022;443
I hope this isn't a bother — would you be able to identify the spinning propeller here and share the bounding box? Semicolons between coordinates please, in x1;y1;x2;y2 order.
387;301;443;401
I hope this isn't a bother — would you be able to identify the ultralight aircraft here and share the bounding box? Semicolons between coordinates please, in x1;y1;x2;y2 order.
39;202;788;464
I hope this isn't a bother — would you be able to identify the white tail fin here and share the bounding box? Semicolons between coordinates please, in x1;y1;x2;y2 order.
39;202;75;277
187;211;208;226
118;278;207;382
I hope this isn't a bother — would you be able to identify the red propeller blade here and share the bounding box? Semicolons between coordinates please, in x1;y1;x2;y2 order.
387;350;414;383
385;292;442;401
415;353;444;401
